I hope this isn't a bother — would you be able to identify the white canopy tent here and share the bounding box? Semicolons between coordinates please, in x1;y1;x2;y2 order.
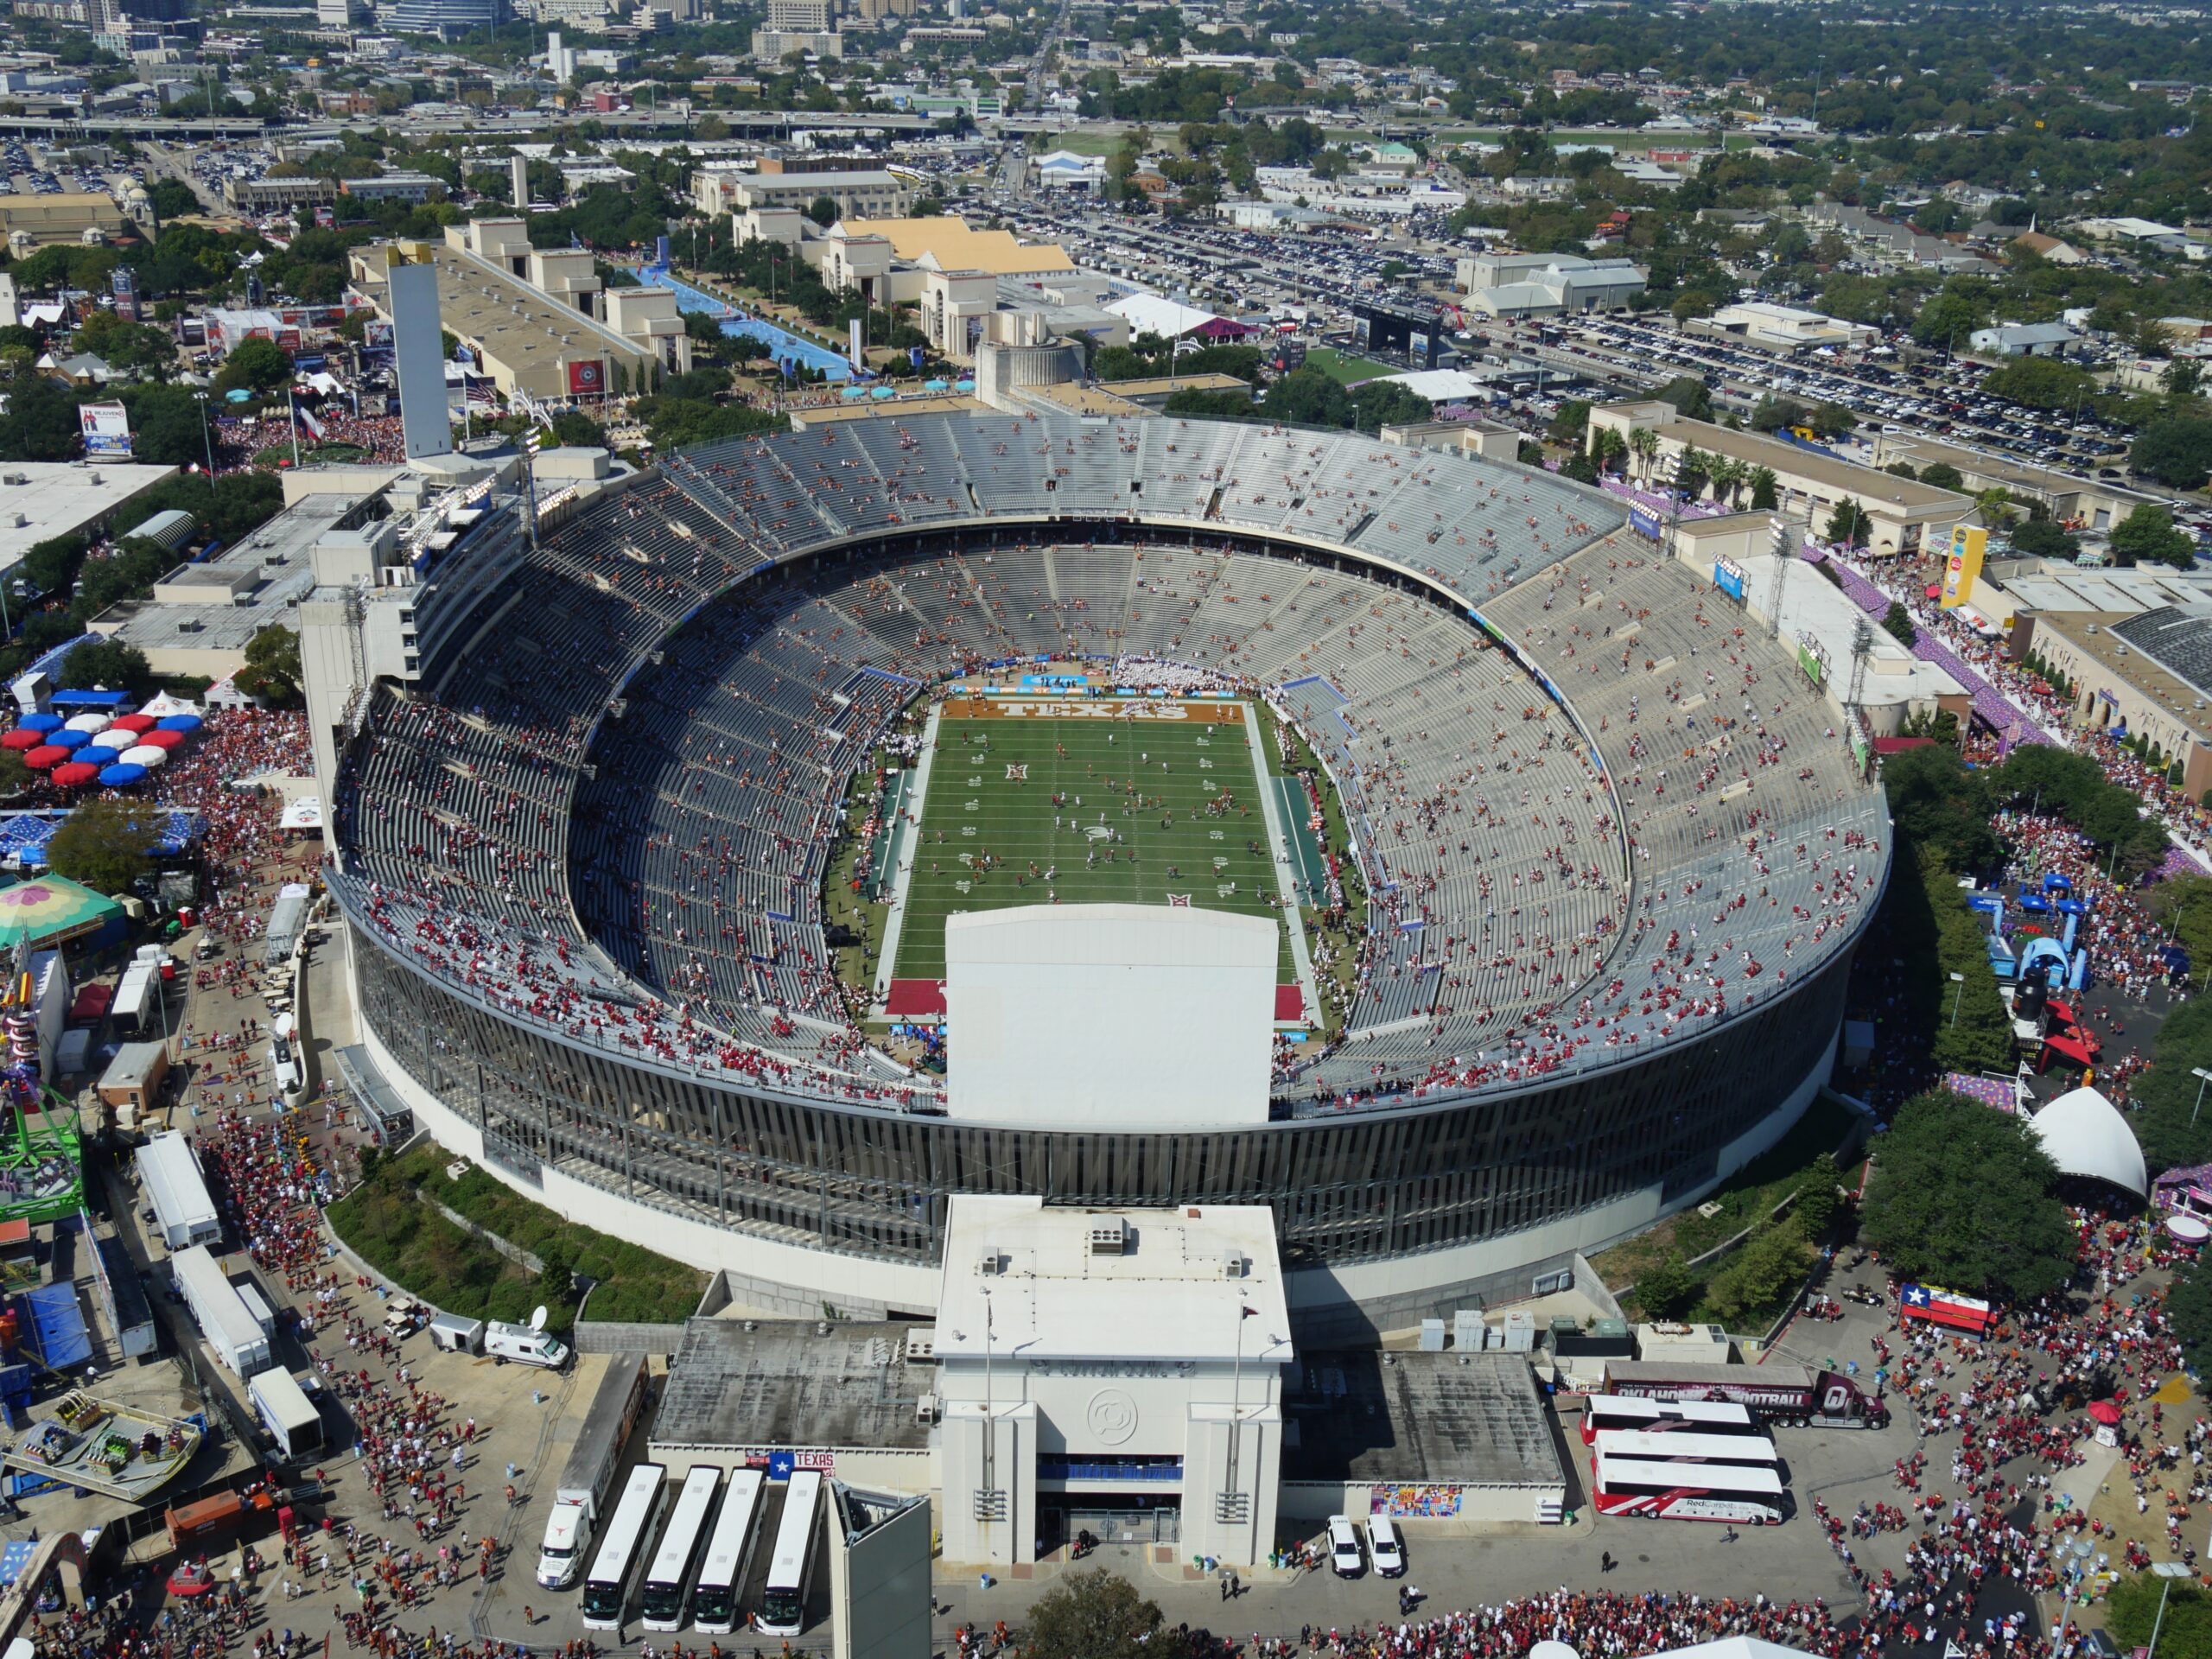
2031;1085;2147;1198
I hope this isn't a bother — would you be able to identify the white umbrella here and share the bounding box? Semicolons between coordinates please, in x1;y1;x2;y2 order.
119;744;167;769
64;713;111;734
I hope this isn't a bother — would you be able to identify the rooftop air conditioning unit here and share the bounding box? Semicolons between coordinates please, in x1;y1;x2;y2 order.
1087;1218;1128;1255
914;1395;939;1425
977;1245;1002;1276
2087;623;2100;633
10;514;22;530
2;474;23;486
1220;1250;1248;1279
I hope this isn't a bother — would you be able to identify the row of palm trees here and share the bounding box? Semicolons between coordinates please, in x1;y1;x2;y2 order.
1588;423;1779;512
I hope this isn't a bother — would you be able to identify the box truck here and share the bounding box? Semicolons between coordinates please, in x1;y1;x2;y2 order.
172;1245;272;1376
248;1367;323;1459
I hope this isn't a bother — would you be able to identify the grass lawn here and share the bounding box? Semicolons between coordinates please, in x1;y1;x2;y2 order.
1589;1093;1866;1311
890;698;1294;987
1043;130;1122;156
1302;347;1395;385
328;1142;709;1334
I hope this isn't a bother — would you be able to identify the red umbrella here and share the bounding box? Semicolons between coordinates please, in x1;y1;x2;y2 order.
49;761;99;787
2088;1400;2124;1426
137;728;186;751
111;714;158;734
0;729;41;750
22;746;67;769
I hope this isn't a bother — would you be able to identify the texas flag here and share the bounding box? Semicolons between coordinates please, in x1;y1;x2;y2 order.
1899;1282;1993;1332
296;402;325;442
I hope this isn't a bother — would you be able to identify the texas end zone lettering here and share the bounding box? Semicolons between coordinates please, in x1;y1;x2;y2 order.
989;699;1192;721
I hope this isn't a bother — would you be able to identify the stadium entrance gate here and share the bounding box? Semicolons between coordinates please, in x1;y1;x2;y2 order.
1045;1499;1181;1552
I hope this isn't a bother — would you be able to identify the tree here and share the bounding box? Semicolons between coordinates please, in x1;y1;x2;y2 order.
2133;418;2212;491
1022;1570;1194;1659
806;194;839;227
234;623;302;707
1981;355;2096;412
1656;375;1713;422
1910;288;1987;350
1826;498;1872;549
1628;425;1660;480
1808;400;1857;441
2009;518;2080;562
2109;504;2198;570
1545;399;1592;444
1589;427;1627;474
1749;394;1808;434
60;637;153;697
1634;1255;1697;1319
124;385;213;468
1881;600;1916;645
1705;1222;1816;1324
146;177;199;219
0;376;83;463
1860;1090;2075;1300
537;1241;575;1304
1748;467;1778;511
216;336;295;396
550;410;606;448
1918;462;1966;493
2107;1574;2212;1659
43;796;163;895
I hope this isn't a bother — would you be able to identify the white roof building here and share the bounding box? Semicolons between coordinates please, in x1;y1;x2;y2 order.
2031;1086;2146;1198
1103;292;1230;339
934;1195;1291;1573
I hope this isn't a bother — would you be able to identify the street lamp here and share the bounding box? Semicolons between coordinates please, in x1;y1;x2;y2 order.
2053;1535;2098;1656
193;390;213;477
1948;970;1967;1027
2192;1065;2212;1127
2148;1560;2194;1659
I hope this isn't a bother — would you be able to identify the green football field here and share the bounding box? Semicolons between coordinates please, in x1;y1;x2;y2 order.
885;700;1297;992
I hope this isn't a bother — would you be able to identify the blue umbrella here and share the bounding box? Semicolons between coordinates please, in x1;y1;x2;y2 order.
79;744;125;766
156;714;203;734
97;762;146;785
18;714;60;733
46;729;86;751
225;388;254;404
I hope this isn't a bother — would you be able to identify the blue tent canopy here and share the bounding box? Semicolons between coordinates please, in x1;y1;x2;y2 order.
96;763;147;786
16;1283;91;1370
49;690;130;709
16;715;60;734
2017;890;2053;913
155;714;202;734
2042;872;2073;892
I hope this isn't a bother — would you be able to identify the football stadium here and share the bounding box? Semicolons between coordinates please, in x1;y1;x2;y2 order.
330;411;1890;1336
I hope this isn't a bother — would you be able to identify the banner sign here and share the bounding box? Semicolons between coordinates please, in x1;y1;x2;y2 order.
79;402;131;460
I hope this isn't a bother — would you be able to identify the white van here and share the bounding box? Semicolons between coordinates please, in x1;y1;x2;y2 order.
1366;1515;1405;1578
485;1313;570;1371
1327;1515;1363;1578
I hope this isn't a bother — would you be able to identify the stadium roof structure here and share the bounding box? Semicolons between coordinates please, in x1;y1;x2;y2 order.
2032;1086;2147;1198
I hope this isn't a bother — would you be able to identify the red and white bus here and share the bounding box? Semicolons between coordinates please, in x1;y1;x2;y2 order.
1580;1395;1761;1446
1592;1429;1780;1469
1589;1450;1785;1525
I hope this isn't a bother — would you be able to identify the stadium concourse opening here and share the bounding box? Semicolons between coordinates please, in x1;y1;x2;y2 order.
874;687;1319;1032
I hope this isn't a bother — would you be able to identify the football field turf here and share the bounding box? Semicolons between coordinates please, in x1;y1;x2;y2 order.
886;698;1296;995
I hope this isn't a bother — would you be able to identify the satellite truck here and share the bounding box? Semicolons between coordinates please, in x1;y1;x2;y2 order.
1601;1359;1890;1429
